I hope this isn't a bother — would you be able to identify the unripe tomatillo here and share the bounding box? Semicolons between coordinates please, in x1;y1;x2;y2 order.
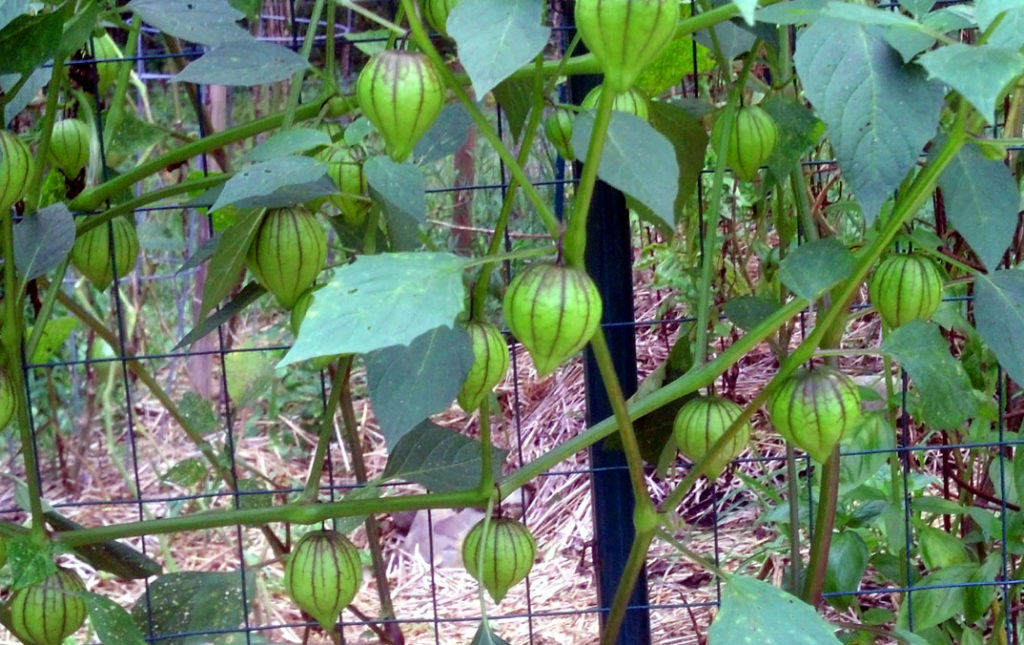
71;216;139;290
7;567;87;645
284;530;363;631
714;105;778;182
768;366;862;463
0;130;33;213
462;517;536;603
581;85;650;121
457;321;510;413
246;207;328;310
47;119;91;177
868;252;944;329
544;108;576;162
673;395;750;481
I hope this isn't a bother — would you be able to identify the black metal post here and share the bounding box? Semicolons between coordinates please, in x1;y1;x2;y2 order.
570;74;653;645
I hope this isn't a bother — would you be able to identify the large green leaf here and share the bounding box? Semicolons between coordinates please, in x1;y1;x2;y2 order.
919;44;1024;124
84;592;147;645
708;574;842;644
936;141;1019;270
762;94;824;181
131;571;254;645
794;18;944;223
280;252;468;365
174;40;311;86
365;156;426;251
881;320;976;429
646;101;709;222
0;0;28;32
198;208;263;319
571;111;679;227
210;156;334;212
366;325;474;447
778;238;856;301
238;128;330;164
177;282;265;349
127;0;248;45
824;531;869;610
896;563;976;631
448;0;550;99
224;347;276;408
492;77;533;143
0;4;66;76
413;103;473;163
383;421;508;493
974;270;1024;385
13;203;75;282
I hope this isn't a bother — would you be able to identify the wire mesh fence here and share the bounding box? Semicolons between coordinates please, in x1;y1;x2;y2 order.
2;0;1023;644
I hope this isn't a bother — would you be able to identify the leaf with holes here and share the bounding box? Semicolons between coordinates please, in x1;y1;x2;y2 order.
130;572;255;645
85;592;146;645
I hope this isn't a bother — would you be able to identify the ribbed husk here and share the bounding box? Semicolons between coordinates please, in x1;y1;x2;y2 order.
0;130;34;213
673;395;750;481
91;32;123;94
321;145;370;228
246;207;327;310
868;252;944;328
724;105;778;182
356;51;445;163
71;216;139;290
284;530;363;631
47;119;91;176
422;0;462;38
768;366;862;463
0;369;16;432
8;567;87;645
544;108;576;162
574;0;679;93
457;321;510;412
461;518;537;603
581;85;651;121
503;263;603;377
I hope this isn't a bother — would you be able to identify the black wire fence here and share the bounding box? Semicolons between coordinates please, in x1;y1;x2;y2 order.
2;1;1022;644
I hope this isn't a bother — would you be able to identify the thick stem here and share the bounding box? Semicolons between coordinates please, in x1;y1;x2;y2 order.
24;57;66;214
281;0;326;130
802;446;840;604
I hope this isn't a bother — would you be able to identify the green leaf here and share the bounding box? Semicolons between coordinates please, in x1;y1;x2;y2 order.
2;67;47;125
977;0;1024;31
571;111;679;227
448;0;550;98
347;29;390;56
820;2;923;27
824;531;869;610
179;282;265;349
131;571;254;645
13;203;75;282
163;458;208;487
794;18;944;223
762;95;824;182
756;0;827;25
635;36;714;96
918;525;968;570
935;141;1019;270
881;320;977;429
778;238;856;301
236;478;273;510
414;103;473;163
174;40;311;86
178;391;220;436
127;0;248;45
198;208;264;319
732;0;758;24
695;20;757;61
896;563;976;630
7;537;56;589
492;76;533;143
0;5;66;76
645;101;709;221
28;316;78;364
0;0;28;32
973;271;1024;386
280;252;468;365
839;412;895;491
238;128;330;164
965;554;1001;623
44;512;162;579
919;44;1024;124
384;421;508;493
59;1;99;58
723;294;782;331
210;156;334;212
225;347;276;408
84;592;147;645
229;0;261;19
471;624;513;645
107;111;170;163
365;156;426;251
708;574;842;644
330;486;381;535
366;325;474;447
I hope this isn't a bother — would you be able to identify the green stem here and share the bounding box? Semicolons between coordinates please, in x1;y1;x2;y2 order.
68;97;333;212
478;398;495;496
281;0;326;130
802;447;840;605
655;526;723;576
398;0;562;240
562;80;617;266
785;445;803;595
101;18;143;152
24;256;72;361
55;488;486;547
337;0;408;35
77;174;230;235
470;55;547;321
24;57;66;214
2;211;44;539
301;358;349;503
598;528;655;645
